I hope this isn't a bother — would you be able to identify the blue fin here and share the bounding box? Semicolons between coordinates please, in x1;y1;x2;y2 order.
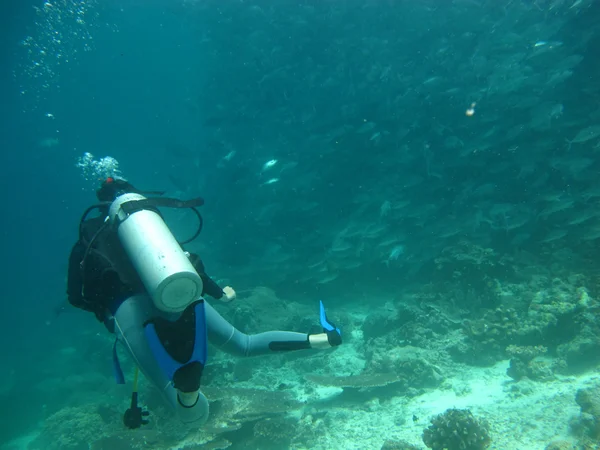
319;300;341;335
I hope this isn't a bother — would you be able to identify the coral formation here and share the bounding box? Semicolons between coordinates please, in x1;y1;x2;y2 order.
362;303;418;340
454;280;600;371
455;307;522;365
306;346;444;399
381;440;422;450
305;372;401;389
433;241;515;309
248;416;299;448
422;408;491;450
26;383;306;450
367;346;444;391
27;402;178;450
28;405;118;450
544;441;578;450
570;385;600;444
505;345;551;381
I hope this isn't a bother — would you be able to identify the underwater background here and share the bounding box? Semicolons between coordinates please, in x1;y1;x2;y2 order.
2;0;600;449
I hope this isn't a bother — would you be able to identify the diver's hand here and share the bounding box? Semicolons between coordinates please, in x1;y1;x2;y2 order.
309;331;342;349
221;286;236;302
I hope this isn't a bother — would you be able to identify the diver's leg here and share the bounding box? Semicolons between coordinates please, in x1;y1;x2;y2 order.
113;295;209;424
205;301;310;356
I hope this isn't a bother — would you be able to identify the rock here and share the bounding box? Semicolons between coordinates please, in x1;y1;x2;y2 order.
381;439;422;450
544;441;577;450
557;336;600;373
576;386;600;417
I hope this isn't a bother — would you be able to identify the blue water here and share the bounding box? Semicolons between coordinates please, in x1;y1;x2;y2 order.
3;1;600;449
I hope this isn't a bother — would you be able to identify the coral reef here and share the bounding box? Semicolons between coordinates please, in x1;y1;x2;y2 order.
246;416;299;448
362;303;418;340
305;346;444;399
22;279;600;450
544;442;578;450
203;385;302;421
364;299;468;354
454;280;600;371
381;440;422;450
305;372;401;389
432;241;515;309
570;384;600;445
290;410;330;449
26;383;305;450
422;408;491;450
555;287;600;371
180;439;232;449
453;307;522;365
367;346;444;392
28;405;112;450
505;345;552;381
27;404;168;450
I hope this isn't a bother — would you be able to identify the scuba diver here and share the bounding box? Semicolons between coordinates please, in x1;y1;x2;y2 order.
66;177;342;427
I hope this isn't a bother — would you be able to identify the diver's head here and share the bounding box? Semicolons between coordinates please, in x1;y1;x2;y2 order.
96;177;139;202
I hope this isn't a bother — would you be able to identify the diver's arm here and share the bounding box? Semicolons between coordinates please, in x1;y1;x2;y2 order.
188;252;228;300
188;253;236;301
205;301;315;356
199;273;225;300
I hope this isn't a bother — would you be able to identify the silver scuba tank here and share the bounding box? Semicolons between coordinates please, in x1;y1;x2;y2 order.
109;193;203;313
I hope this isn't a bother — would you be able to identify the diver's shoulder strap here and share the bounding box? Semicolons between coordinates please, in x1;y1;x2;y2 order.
120;197;204;215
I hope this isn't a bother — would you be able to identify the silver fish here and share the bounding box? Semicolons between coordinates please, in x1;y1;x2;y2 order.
566;125;600;149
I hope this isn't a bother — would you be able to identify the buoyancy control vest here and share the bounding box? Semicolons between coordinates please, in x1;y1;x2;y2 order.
76;194;205;314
